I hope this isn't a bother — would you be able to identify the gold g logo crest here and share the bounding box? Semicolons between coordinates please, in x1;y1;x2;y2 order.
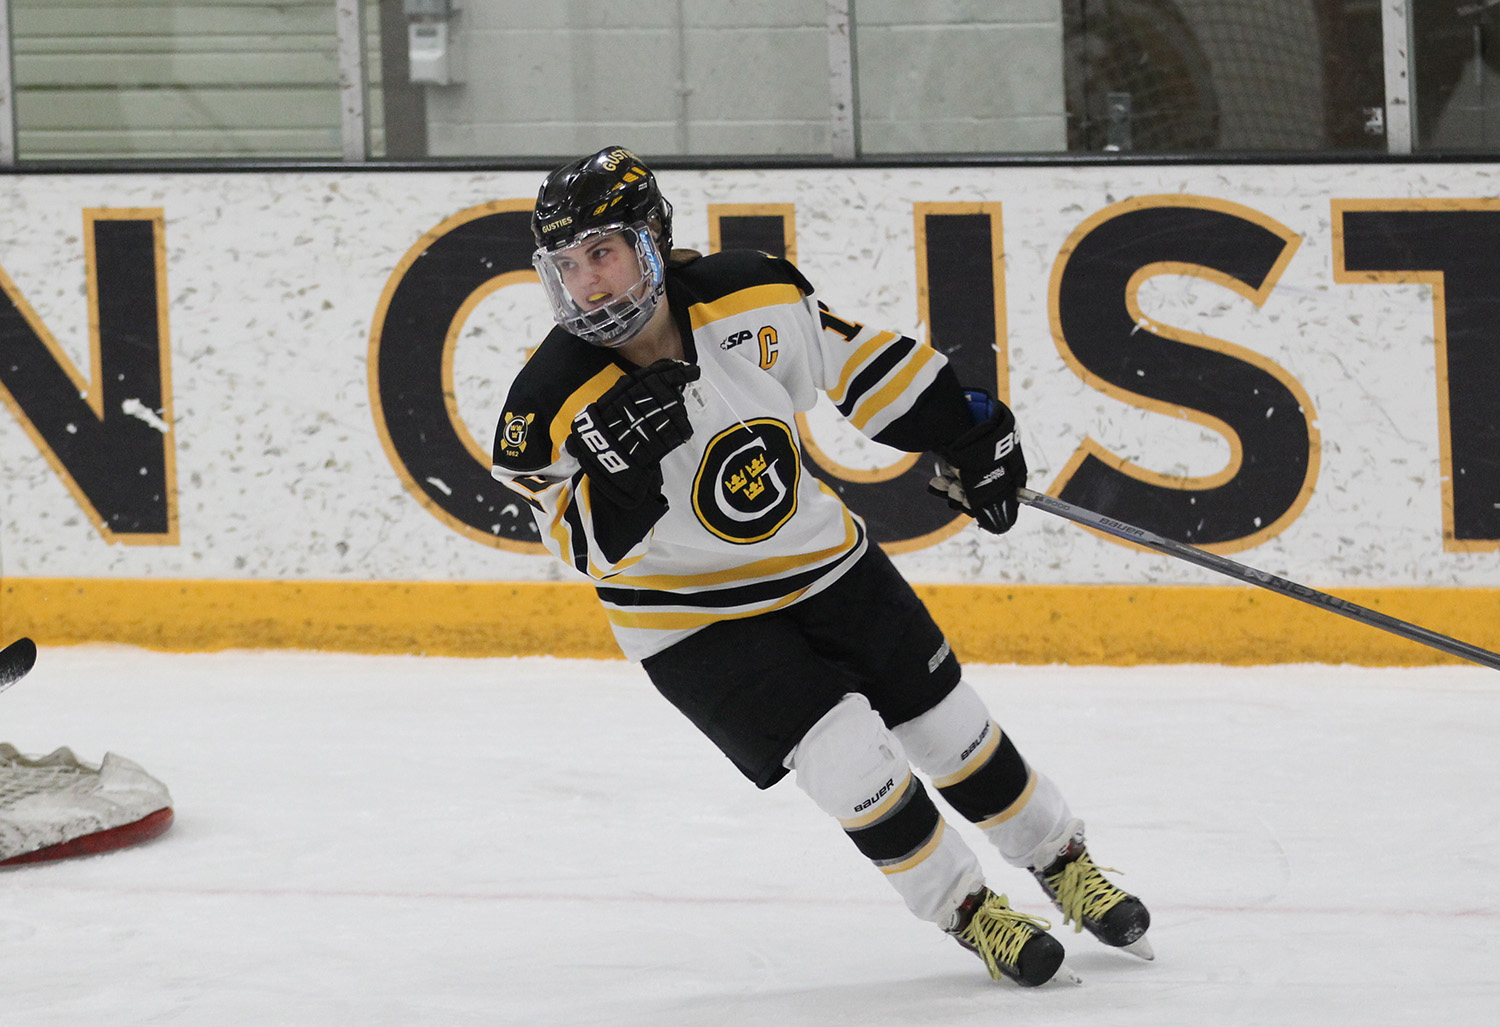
500;411;535;456
692;419;800;544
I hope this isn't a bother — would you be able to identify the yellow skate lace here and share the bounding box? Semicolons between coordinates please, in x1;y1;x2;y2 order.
1048;852;1127;933
959;893;1053;980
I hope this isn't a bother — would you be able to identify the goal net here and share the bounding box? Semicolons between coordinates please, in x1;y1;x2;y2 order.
0;744;174;866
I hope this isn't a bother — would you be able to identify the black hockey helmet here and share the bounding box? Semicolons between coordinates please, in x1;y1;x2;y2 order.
531;145;673;255
530;146;673;347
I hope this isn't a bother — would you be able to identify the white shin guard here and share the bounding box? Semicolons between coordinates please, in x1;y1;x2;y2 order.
892;679;994;778
786;693;983;925
893;681;1073;868
982;772;1072;868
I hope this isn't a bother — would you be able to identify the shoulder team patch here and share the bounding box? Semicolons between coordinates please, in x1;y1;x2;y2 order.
500;411;536;457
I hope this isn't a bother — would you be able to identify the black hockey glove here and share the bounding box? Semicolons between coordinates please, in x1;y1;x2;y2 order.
929;390;1028;535
566;358;702;508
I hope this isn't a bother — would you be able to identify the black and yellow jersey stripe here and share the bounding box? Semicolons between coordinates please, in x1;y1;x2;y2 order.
492;250;966;660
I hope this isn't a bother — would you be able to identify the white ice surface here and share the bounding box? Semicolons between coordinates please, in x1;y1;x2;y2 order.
1;648;1497;1026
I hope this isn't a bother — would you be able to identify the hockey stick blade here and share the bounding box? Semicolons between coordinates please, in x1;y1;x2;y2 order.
1016;488;1500;673
0;637;38;692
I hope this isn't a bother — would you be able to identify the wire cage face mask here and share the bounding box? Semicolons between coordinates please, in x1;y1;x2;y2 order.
533;223;666;347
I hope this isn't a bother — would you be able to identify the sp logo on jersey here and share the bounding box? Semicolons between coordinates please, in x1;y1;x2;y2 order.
692;419;800;544
499;411;536;457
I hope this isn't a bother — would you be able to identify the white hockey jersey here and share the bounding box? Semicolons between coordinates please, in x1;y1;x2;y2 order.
491;250;965;661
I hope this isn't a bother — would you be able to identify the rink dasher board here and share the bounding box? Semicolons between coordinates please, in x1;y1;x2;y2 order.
2;164;1498;663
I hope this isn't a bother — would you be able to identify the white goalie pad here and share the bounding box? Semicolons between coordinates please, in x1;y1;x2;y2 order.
0;743;174;866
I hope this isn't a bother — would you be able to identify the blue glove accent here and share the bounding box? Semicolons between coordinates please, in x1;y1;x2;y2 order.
963;389;997;427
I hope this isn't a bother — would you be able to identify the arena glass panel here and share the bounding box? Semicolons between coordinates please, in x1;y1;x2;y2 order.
5;0;386;161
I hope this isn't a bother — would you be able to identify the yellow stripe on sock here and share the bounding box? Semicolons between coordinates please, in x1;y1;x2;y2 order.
974;771;1037;830
931;720;1002;789
839;772;912;830
879;818;946;875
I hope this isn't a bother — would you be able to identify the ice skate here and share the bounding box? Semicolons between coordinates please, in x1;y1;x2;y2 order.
946;887;1075;986
1029;819;1153;960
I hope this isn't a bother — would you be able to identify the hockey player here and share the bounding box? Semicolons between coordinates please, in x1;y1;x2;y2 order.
491;146;1151;986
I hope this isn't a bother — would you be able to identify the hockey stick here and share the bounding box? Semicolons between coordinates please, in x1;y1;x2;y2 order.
0;637;37;692
1016;487;1500;673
